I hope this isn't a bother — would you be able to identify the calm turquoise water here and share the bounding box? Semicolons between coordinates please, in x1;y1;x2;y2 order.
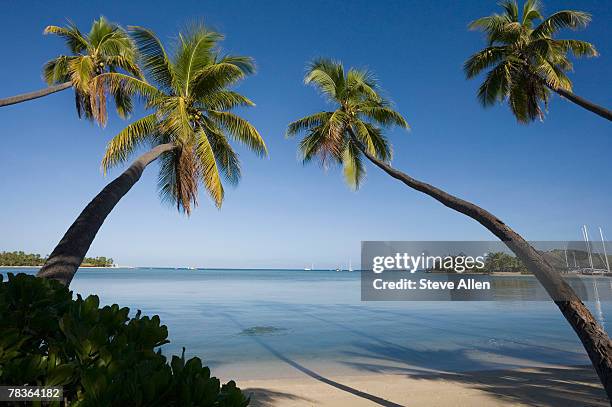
3;267;610;380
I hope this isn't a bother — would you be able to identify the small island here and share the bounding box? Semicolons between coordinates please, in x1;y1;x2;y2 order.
0;251;114;267
425;252;528;274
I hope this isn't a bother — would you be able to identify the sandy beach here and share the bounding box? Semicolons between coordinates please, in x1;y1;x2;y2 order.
241;366;607;406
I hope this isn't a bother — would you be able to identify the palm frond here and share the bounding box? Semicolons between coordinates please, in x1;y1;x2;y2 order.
477;61;512;107
298;125;329;165
305;58;344;99
103;55;142;79
353;121;392;162
87;16;115;47
342;141;365;190
345;68;380;102
159;97;193;144
189;62;246;96
95;72;165;104
174;25;223;94
207;111;267;156
129;26;176;89
200;119;241;185
469;14;521;45
500;0;519;22
101;113;158;172
464;46;508;78
508;71;548;123
532;10;591;38
111;84;133;119
358;105;409;129
534;55;565;90
522;0;543;27
157;146;199;214
286;112;333;137
43;23;88;54
216;54;255;75
67;56;94;93
43;56;73;85
197;90;254;111
195;127;224;208
557;39;598;57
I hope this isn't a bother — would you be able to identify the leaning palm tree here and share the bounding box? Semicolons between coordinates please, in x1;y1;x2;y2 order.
0;17;141;125
465;0;611;122
287;58;612;398
37;25;266;285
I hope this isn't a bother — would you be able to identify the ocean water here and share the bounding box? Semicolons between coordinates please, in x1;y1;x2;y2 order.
2;267;610;381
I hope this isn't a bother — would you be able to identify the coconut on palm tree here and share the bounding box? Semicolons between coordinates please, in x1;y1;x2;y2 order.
465;0;611;122
0;16;141;125
37;25;266;286
287;58;612;398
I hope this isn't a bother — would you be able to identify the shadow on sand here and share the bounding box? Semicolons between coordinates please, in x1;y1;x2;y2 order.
420;365;608;407
220;312;405;407
241;388;314;407
217;305;607;406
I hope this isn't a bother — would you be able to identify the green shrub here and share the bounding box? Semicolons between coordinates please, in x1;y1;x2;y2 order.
0;273;249;406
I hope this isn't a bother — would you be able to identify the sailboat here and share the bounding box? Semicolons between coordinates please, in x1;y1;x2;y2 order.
348;258;353;272
581;225;608;275
304;263;313;271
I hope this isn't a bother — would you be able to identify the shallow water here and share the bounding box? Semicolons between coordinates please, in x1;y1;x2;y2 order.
3;267;610;380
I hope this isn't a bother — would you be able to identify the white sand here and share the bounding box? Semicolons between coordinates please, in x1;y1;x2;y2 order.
238;366;607;407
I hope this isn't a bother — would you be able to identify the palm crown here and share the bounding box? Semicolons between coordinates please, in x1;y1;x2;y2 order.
95;25;267;214
43;16;141;124
465;0;598;122
287;59;408;189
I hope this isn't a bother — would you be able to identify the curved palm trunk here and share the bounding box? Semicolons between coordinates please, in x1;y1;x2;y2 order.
0;82;72;107
37;143;177;286
547;84;612;122
348;130;612;399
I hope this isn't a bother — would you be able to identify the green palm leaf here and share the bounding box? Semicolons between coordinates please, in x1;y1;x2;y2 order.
103;24;263;213
466;1;598;122
342;141;365;190
102;114;158;172
289;58;408;190
532;10;591;38
129;26;175;90
208;111;267;156
43;23;88;54
43;17;141;124
195;127;224;207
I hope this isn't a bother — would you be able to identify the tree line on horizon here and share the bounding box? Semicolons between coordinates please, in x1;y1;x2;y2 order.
0;251;113;267
0;0;611;401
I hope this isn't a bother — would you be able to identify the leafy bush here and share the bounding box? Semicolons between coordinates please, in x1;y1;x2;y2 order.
0;273;248;406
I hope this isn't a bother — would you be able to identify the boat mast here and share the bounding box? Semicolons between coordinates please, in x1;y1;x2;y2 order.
583;225;595;271
600;227;611;273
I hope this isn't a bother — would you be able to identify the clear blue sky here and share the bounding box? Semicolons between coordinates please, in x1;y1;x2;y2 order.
0;0;610;268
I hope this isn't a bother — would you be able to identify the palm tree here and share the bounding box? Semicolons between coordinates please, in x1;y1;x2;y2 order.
37;25;266;285
465;0;611;122
287;58;612;398
0;17;141;125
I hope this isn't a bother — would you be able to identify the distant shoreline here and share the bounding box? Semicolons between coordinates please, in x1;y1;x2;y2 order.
0;265;115;268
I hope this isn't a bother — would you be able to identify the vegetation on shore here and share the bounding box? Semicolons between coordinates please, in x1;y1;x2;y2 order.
0;273;248;406
0;251;114;267
430;252;529;274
